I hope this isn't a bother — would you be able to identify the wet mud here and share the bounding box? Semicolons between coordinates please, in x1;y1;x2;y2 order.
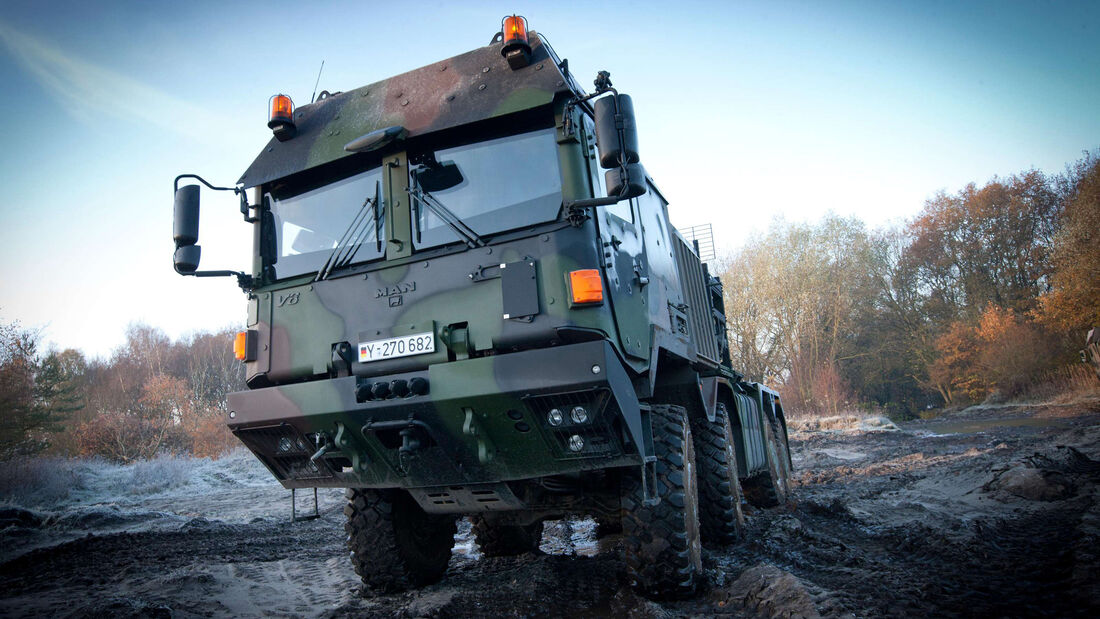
1;400;1098;617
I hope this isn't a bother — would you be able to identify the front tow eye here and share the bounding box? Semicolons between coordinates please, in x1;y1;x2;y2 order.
399;426;425;455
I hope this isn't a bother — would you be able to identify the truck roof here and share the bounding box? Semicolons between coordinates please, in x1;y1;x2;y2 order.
238;34;570;189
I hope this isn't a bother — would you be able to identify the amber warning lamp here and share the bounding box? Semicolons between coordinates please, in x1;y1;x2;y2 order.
500;15;532;69
268;94;297;142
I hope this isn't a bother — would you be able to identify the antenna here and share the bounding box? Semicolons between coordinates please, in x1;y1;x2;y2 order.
310;60;325;104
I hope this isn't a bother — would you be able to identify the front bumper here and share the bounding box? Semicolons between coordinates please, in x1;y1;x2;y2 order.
227;340;645;489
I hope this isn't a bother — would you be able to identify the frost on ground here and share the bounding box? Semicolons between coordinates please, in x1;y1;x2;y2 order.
2;400;1099;618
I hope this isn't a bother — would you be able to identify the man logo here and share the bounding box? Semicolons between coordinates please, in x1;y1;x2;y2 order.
376;282;416;298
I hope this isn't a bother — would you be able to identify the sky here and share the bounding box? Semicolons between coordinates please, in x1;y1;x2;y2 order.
0;0;1097;359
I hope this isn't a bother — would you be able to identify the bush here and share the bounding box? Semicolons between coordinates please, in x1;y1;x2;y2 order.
0;457;81;506
127;455;194;495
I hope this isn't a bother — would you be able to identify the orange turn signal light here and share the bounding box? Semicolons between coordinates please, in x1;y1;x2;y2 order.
569;269;604;305
234;330;257;362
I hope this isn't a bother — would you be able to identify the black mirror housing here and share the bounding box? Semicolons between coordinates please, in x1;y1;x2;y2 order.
606;163;646;199
594;94;640;170
414;161;465;192
174;185;200;247
174;244;201;273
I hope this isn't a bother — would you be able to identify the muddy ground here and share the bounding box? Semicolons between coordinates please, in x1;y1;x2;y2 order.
1;399;1099;618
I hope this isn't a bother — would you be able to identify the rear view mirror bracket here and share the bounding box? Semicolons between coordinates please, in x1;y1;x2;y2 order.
172;173;255;289
563;72;646;212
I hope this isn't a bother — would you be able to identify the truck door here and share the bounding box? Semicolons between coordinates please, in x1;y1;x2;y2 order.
583;117;649;362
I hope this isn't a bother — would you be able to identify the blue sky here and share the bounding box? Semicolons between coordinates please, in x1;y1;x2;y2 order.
0;0;1097;358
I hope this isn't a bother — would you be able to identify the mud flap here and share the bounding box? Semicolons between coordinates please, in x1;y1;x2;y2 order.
641;457;659;506
639;405;660;506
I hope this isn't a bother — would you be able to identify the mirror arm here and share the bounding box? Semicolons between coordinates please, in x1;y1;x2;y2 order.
178;268;254;290
564;180;631;210
173;173;258;223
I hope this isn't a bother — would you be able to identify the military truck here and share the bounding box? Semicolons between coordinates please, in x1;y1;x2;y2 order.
172;16;792;598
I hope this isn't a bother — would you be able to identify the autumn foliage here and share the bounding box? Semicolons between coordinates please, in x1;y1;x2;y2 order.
1;323;243;461
719;151;1099;417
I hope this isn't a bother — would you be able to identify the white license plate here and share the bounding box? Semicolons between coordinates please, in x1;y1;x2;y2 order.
358;332;435;363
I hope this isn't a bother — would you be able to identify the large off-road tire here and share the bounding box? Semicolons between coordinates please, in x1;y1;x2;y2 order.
690;402;746;545
744;416;791;508
344;488;457;592
472;516;544;556
621;405;702;599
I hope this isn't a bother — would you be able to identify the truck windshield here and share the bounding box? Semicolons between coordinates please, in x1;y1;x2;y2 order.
267;166;385;280
411;128;562;249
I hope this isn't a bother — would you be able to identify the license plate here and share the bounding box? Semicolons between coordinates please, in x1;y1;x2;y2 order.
358;332;435;363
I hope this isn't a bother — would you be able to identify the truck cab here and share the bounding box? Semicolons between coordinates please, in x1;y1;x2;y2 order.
172;17;791;599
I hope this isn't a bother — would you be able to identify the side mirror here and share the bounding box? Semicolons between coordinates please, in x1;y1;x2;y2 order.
606;163;647;199
594;94;640;170
174;245;201;274
174;184;201;273
413;161;465;192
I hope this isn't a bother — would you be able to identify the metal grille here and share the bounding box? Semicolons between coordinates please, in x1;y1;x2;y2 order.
233;423;334;482
524;389;621;459
678;223;715;263
672;234;721;365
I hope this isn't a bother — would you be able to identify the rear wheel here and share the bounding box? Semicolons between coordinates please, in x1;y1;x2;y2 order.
691;402;746;545
621;405;702;599
344;488;457;592
472;515;544;556
744;416;791;507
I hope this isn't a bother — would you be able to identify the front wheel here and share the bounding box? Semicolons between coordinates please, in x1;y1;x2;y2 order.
621;405;702;599
344;488;457;592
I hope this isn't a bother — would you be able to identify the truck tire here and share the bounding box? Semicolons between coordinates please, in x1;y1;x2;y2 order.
744;416;791;507
344;488;457;592
472;516;544;556
621;405;702;599
690;402;746;545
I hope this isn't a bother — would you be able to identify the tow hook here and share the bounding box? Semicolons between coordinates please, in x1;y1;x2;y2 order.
309;434;333;463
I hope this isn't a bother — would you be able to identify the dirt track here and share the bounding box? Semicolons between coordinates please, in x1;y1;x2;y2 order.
2;400;1098;617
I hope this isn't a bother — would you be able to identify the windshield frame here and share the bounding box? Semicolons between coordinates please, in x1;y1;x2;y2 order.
264;161;386;282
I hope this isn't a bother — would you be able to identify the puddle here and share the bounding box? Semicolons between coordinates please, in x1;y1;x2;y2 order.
918;416;1074;435
819;448;867;461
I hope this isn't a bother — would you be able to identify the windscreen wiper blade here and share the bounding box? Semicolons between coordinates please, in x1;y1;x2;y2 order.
409;186;486;249
315;180;381;282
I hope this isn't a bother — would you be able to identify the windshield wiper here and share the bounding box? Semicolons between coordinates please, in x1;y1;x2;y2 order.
315;180;382;282
408;185;486;249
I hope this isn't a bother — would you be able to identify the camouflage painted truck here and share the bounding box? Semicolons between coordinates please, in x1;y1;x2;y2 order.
171;16;792;598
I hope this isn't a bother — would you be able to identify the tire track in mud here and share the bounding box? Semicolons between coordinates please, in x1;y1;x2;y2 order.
740;417;1100;618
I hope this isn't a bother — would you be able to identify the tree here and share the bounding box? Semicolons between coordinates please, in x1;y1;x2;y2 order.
0;320;85;457
717;214;885;415
1038;152;1100;333
906;171;1061;321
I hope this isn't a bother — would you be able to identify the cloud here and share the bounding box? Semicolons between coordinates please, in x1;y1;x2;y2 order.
0;20;235;140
